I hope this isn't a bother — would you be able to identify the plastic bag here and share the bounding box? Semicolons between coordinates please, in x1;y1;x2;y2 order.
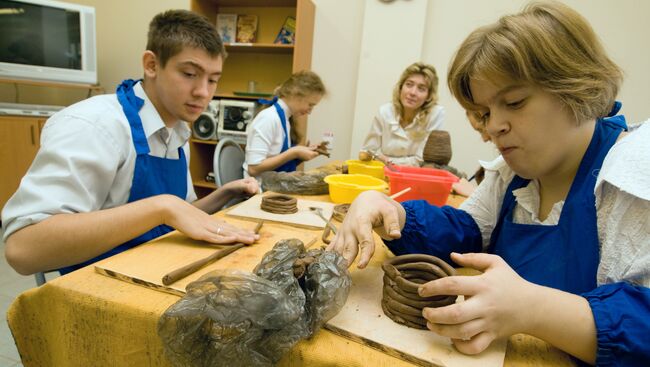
158;238;351;367
260;166;340;195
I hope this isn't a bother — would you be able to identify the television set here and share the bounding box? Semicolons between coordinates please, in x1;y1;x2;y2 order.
0;0;97;85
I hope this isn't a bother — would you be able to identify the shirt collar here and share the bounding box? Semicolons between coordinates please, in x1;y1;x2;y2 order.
134;81;191;143
277;98;292;120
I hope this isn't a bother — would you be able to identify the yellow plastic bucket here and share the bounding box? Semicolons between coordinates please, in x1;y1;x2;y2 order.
324;174;389;203
345;159;385;180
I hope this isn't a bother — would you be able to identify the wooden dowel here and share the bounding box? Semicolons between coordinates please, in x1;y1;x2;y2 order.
161;221;264;285
305;237;318;249
389;187;412;200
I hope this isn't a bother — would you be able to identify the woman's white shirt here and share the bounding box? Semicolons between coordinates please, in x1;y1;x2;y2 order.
1;81;195;241
361;102;445;166
459;121;650;287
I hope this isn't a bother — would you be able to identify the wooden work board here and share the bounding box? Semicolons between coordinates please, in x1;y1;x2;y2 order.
226;193;335;229
94;217;317;296
325;261;507;367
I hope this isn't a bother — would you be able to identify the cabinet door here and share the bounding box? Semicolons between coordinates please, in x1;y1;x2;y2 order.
0;116;41;208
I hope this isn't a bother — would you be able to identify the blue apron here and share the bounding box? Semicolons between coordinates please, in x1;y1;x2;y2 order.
259;97;300;172
58;79;188;275
487;102;626;294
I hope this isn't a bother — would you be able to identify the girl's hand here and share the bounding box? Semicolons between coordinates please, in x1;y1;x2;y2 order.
326;190;405;268
290;145;319;161
419;252;538;354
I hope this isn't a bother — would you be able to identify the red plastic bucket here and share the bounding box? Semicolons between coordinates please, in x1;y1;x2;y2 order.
384;165;459;206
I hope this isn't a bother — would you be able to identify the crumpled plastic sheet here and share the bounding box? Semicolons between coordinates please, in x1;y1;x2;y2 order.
158;239;351;367
260;166;339;195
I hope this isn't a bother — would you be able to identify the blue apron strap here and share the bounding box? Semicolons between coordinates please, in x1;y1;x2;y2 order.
116;79;149;155
607;101;622;117
601;101;627;131
257;96;278;106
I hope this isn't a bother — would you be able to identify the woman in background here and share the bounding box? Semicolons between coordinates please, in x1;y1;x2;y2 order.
359;62;445;167
244;70;326;177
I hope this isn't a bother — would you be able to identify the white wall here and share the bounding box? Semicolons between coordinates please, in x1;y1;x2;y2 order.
308;0;650;174
306;0;364;167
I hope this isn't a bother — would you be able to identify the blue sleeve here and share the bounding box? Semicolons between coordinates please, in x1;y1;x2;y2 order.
582;282;650;366
384;200;482;265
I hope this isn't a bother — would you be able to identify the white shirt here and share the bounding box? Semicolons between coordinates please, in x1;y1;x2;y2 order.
361;102;445;166
460;121;650;287
1;81;196;241
243;98;292;177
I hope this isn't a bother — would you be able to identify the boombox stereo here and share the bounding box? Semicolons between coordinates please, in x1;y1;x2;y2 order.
192;100;219;140
217;99;257;145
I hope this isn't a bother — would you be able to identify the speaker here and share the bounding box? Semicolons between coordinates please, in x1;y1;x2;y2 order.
217;99;257;144
192;100;220;140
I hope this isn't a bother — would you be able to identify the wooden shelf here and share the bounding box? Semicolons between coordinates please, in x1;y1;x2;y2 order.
214;92;271;100
190;138;218;145
213;0;296;7
225;43;293;54
0;77;104;93
194;180;217;189
189;0;314;199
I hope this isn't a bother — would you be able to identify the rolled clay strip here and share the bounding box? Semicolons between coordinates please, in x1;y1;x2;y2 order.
332;204;350;222
381;254;457;329
260;194;298;214
381;300;428;329
383;275;453;305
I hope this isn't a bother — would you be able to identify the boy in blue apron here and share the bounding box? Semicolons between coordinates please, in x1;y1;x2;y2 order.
244;71;326;177
3;10;259;276
328;2;649;366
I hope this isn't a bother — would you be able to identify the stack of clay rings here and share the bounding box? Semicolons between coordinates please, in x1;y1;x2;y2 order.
260;194;298;214
381;254;456;329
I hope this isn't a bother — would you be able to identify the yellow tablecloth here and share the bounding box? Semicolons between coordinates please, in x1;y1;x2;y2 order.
7;194;576;366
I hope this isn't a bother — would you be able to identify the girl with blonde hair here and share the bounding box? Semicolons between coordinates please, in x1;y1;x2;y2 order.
245;70;326;177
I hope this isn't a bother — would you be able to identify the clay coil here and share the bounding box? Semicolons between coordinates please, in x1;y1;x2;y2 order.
260;194;298;214
381;300;428;329
382;275;450;303
381;254;457;329
332;204;350;222
383;286;439;309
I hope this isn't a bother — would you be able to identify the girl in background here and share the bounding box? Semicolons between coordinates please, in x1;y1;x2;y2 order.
244;70;326;177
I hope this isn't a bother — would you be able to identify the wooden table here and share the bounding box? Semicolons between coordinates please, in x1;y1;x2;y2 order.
7;194;576;367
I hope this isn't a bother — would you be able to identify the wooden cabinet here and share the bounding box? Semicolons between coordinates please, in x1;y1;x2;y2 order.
0;116;45;209
189;0;315;198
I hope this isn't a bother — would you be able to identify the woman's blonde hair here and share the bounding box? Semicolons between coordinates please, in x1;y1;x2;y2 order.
447;1;623;123
274;70;327;99
392;62;439;126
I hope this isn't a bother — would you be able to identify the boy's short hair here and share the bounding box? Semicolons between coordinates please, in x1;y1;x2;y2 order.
147;9;226;67
448;1;623;123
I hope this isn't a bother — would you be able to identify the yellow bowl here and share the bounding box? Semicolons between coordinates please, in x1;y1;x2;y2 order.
324;174;389;203
345;159;385;180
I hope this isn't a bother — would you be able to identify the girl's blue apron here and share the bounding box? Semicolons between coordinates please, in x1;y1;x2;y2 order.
487;102;627;294
58;79;188;275
259;97;300;172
